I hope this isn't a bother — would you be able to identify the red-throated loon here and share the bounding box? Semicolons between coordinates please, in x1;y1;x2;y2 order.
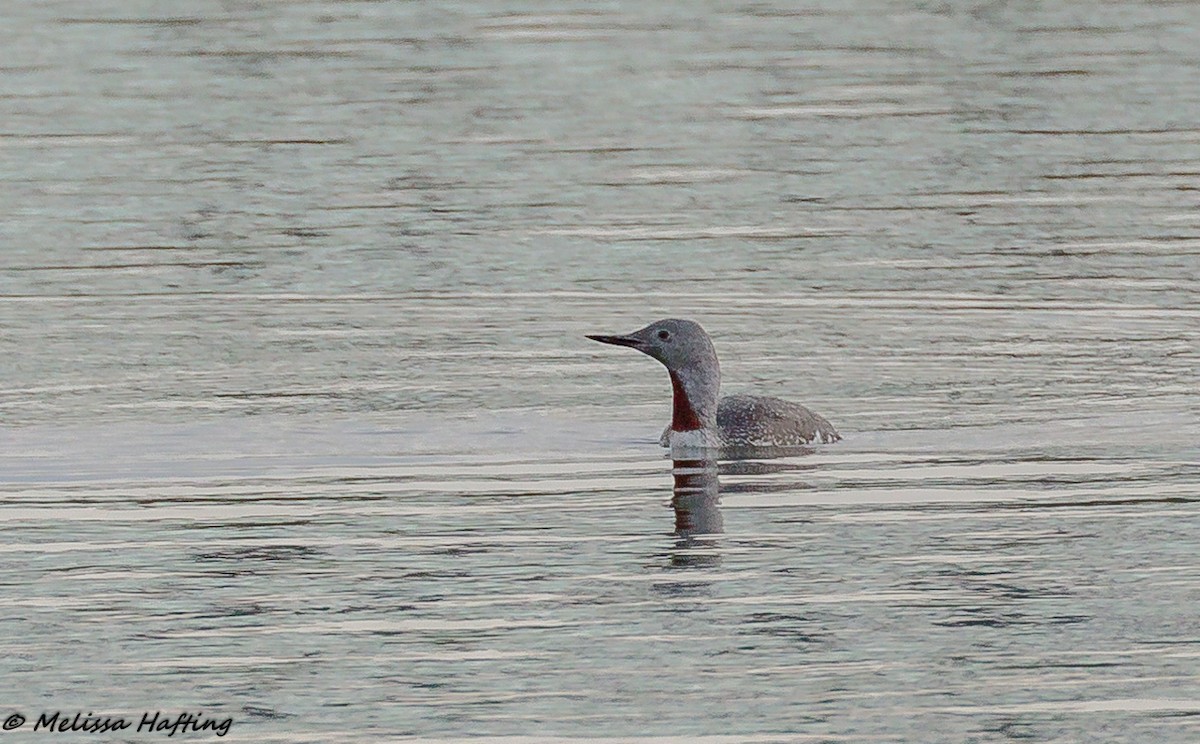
587;318;841;449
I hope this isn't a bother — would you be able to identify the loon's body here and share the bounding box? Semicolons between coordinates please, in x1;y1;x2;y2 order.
587;318;840;450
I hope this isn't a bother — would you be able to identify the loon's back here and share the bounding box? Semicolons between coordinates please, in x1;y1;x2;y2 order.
660;394;841;448
717;394;841;446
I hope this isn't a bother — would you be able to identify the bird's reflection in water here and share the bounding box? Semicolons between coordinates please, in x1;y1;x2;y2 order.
670;451;823;535
666;452;821;568
665;457;723;571
671;458;723;536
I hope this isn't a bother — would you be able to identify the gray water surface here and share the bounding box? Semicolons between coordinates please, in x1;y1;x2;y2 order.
2;1;1199;741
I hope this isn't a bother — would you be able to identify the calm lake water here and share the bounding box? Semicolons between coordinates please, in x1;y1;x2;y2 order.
2;0;1199;741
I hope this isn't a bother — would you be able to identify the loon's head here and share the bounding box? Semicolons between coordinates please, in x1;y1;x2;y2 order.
586;318;718;374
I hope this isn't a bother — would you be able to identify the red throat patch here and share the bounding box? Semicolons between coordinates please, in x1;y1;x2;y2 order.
669;371;704;432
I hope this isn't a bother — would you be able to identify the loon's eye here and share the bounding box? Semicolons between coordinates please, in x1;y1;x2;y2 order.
657;330;671;341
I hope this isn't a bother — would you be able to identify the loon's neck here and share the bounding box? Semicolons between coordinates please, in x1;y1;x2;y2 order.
668;366;719;432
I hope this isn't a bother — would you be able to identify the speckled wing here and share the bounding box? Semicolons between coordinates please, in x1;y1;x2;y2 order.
716;394;841;446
